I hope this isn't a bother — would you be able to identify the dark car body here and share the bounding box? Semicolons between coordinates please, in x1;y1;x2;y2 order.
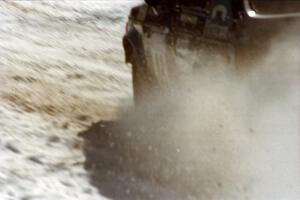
123;0;298;104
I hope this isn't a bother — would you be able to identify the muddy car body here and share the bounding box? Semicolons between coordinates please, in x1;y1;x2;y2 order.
123;0;300;104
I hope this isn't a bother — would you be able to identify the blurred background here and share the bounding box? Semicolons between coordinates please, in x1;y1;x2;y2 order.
0;1;140;199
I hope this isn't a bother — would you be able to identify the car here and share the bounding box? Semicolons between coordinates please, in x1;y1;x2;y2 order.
123;0;300;105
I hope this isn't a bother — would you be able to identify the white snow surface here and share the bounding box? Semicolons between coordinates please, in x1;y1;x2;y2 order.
0;1;300;200
0;1;140;199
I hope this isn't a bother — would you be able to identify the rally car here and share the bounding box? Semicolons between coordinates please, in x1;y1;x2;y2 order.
123;0;300;104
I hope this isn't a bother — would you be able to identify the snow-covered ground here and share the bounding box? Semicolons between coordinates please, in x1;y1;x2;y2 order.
0;1;140;199
0;1;300;200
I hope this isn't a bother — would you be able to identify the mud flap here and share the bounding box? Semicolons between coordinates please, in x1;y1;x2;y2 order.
123;27;146;65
